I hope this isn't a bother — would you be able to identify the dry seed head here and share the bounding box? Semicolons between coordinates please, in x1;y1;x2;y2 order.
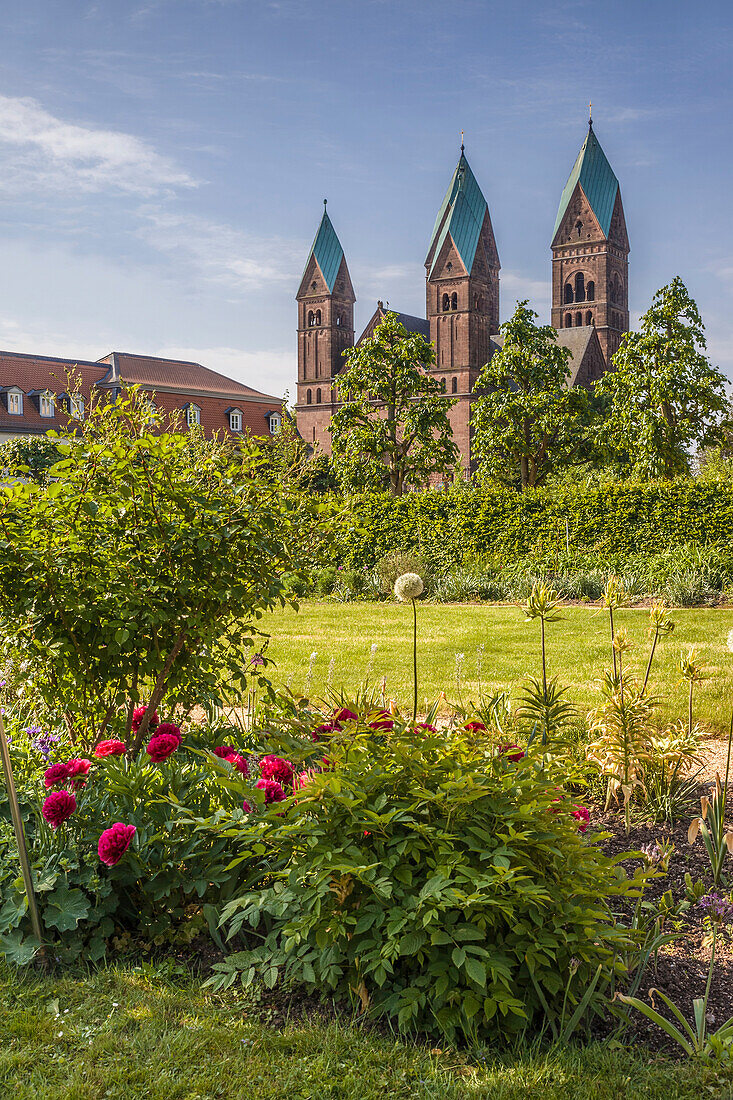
394;572;424;602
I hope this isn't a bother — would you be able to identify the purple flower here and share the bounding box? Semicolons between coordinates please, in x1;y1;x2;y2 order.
30;729;61;760
698;891;733;922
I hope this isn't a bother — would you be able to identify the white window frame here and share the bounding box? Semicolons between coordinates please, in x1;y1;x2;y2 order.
39;391;55;418
69;395;85;420
268;413;282;434
7;389;23;415
186;404;201;428
229;409;242;432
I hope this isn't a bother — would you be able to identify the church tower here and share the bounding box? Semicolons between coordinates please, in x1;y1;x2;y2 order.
424;149;500;470
551;118;630;365
295;203;355;450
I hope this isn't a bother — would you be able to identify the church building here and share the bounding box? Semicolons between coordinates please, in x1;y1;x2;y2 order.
295;119;629;474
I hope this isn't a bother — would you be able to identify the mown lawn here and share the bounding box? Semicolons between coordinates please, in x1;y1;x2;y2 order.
264;601;733;731
0;963;726;1100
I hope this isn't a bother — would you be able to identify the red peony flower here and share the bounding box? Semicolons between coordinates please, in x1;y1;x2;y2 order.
44;762;71;788
464;720;486;732
242;799;252;813
256;778;286;805
498;743;525;763
572;805;590;834
66;758;92;777
42;789;76;829
98;822;136;866
414;722;437;734
132;705;159;733
227;753;249;775
154;722;182;745
333;708;358;723
312;722;340;741
368;710;393;730
259;754;294;784
146;732;180;762
94;740;126;758
213;745;236;759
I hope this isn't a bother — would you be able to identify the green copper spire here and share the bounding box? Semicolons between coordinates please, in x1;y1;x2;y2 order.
427;152;489;276
302;203;344;293
553;122;619;240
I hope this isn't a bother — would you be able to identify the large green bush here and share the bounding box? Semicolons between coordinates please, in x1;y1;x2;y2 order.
326;481;733;568
211;714;637;1042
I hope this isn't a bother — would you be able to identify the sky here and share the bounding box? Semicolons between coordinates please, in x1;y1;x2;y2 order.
0;0;732;399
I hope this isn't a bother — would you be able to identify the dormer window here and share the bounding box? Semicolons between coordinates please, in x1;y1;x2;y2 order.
39;391;55;418
228;408;243;432
6;388;23;415
268;412;282;434
185;403;201;428
63;393;84;420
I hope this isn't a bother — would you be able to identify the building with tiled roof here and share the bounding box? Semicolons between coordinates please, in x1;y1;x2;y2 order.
0;349;283;444
295;119;626;473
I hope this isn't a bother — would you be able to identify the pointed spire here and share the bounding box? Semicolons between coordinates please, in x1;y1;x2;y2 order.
553;122;619;240
300;204;345;294
426;150;489;275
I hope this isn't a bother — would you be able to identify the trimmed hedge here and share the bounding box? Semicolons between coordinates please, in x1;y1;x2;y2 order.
329;481;733;567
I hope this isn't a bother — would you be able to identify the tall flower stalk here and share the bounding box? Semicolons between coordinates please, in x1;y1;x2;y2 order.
600;576;627;680
679;647;706;740
394;573;424;723
522;582;562;741
642;602;675;695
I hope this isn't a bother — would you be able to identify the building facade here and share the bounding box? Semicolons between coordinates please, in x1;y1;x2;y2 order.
295;121;628;472
0;349;283;444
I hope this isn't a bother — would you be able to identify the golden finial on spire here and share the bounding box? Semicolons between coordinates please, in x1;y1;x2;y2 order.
460;129;464;153
588;102;593;127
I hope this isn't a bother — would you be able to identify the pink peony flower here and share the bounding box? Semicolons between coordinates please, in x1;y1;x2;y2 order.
42;790;76;829
259;755;294;784
464;720;486;733
65;758;92;788
414;722;437;734
146;732;180;762
94;740;126;758
154;722;182;745
572;805;590;834
98;823;136;866
227;753;249;775
256;778;286;805
213;745;236;759
333;708;358;723
44;763;71;788
242;799;252;813
132;705;159;733
368;710;394;730
498;743;525;763
312;722;340;741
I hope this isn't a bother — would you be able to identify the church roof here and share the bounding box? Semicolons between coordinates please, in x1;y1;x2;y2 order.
302;208;344;293
553;124;619;240
356;306;430;345
427;153;488;276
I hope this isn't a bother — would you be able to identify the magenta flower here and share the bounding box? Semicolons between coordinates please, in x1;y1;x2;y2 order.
146;732;180;762
498;743;525;763
256;778;286;805
42;790;77;829
259;755;294;784
333;708;358;723
44;762;71;788
572;806;590;834
94;740;126;758
98;823;136;866
154;722;182;745
132;705;159;733
368;710;393;730
213;745;236;759
242;799;253;813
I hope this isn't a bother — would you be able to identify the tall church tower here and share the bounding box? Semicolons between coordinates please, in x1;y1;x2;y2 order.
424;149;500;470
551;118;630;365
295;203;355;450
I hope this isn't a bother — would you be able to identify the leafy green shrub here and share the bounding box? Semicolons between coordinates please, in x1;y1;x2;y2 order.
0;719;257;965
374;549;431;596
211;715;634;1042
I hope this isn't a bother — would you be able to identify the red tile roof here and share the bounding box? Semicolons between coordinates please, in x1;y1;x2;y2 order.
98;352;280;401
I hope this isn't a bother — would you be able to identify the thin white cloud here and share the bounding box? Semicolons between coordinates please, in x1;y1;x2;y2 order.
0;95;195;196
155;344;295;397
501;271;551;311
140;209;305;291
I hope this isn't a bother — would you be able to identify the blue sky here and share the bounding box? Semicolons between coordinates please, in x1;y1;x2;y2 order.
0;0;731;398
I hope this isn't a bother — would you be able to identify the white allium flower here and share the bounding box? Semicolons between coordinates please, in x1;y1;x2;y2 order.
394;572;424;601
727;629;733;655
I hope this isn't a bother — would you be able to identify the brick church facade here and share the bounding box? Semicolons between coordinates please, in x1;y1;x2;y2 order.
295;120;629;474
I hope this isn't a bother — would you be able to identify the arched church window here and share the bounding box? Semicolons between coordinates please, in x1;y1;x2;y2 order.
564;283;573;304
336;314;341;326
564;312;572;328
311;281;317;291
315;309;321;325
306;389;312;404
451;292;458;310
307;310;315;326
575;312;582;327
442;293;450;312
316;388;322;403
586;310;593;325
447;262;453;272
574;272;585;302
586;280;595;302
451;377;458;394
575;220;583;238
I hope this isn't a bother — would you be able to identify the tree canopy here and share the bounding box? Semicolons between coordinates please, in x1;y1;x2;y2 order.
471;301;595;490
597;277;729;479
330;312;458;495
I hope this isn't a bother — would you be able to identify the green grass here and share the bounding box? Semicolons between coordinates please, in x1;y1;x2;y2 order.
0;963;726;1099
264;601;733;731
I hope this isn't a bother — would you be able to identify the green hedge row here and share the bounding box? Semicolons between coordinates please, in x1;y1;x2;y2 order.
329;481;733;567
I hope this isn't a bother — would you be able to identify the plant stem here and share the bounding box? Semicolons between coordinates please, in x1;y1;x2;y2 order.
609;606;617;679
411;598;418;724
688;680;693;741
642;627;659;695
